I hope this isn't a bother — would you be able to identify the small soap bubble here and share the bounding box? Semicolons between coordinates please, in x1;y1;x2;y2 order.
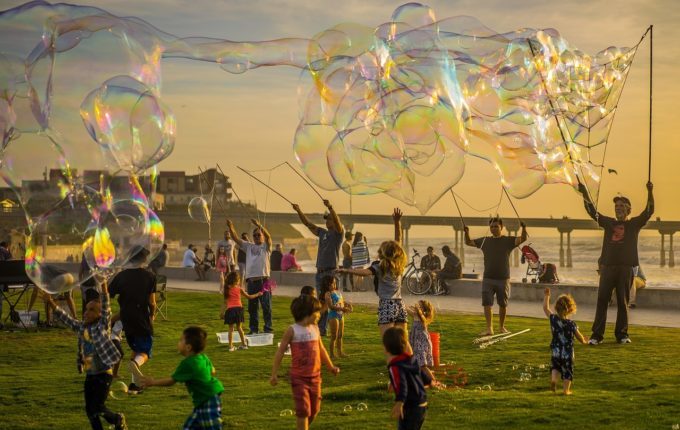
512;365;518;370
538;364;546;370
672;424;679;430
482;384;492;391
356;403;368;411
108;381;128;400
280;409;294;417
343;405;353;413
475;386;482;391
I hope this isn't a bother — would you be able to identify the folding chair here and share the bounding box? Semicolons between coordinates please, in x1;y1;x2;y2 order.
155;275;168;320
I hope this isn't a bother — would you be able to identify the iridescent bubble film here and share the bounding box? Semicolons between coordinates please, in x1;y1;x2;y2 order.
0;0;641;249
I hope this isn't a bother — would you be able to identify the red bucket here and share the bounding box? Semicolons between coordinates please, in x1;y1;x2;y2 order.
430;332;440;367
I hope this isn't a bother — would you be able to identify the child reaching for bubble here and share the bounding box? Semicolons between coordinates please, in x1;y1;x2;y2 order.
141;327;224;429
320;275;352;359
338;208;410;343
543;288;588;395
408;300;437;384
43;281;127;430
223;271;262;351
271;294;339;430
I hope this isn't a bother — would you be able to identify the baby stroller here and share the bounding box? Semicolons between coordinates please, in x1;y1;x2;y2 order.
520;244;559;284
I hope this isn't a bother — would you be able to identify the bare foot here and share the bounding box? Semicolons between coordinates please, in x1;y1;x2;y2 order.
339;353;349;358
480;329;493;336
550;381;556;393
499;327;510;334
564;391;573;396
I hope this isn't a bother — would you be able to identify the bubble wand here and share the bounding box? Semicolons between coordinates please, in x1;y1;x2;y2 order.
237;166;293;205
216;163;258;218
285;161;325;201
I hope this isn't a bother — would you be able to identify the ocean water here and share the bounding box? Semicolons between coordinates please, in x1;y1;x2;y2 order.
299;236;680;289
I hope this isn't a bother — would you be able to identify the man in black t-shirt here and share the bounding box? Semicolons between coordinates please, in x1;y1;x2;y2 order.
465;217;527;336
579;181;654;345
109;246;157;394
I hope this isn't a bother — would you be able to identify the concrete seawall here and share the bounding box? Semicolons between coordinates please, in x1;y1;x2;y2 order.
158;267;680;311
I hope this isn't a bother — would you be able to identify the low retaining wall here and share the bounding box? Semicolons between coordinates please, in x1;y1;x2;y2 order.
158;267;680;311
46;263;680;311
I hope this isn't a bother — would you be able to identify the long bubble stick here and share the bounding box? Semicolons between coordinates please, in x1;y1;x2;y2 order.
285;161;324;201
648;25;653;182
198;166;226;215
216;163;257;218
449;188;465;227
237;166;293;205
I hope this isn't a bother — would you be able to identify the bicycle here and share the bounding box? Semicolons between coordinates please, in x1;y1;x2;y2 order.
403;249;434;295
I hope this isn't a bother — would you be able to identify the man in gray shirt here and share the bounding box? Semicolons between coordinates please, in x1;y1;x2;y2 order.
292;199;344;336
465;217;527;336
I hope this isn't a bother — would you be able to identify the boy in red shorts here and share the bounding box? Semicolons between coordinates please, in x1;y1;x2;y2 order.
271;295;340;430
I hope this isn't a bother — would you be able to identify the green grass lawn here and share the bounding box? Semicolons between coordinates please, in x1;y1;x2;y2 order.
1;290;679;429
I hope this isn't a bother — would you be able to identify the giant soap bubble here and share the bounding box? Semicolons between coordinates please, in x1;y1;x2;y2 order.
0;0;644;227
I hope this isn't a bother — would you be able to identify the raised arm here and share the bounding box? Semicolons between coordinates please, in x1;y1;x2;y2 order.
577;183;599;221
225;219;243;247
100;280;111;327
44;293;82;332
292;203;320;235
392;208;402;244
543;288;552;318
515;222;528;247
463;226;475;247
324;200;344;235
251;219;272;250
641;181;654;220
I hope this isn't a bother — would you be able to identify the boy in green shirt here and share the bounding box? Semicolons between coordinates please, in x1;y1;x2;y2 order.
141;326;224;429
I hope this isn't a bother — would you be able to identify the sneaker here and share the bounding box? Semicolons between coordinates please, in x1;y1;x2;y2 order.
114;413;128;430
228;346;237;352
128;360;144;379
238;345;248;350
588;338;602;345
618;337;632;344
127;383;143;395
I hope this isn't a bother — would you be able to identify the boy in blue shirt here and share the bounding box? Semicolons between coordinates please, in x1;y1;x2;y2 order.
383;327;431;430
141;326;224;429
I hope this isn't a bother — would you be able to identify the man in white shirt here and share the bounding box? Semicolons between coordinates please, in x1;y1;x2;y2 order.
226;218;273;334
182;244;205;281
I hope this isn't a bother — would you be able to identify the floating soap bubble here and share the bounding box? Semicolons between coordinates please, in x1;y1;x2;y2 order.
109;381;129;400
343;405;353;413
356;403;368;411
80;75;175;174
279;409;294;417
188;196;211;223
0;1;643;219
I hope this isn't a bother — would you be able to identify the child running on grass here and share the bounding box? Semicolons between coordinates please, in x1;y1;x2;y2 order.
141;326;224;429
223;271;262;351
320;275;352;359
543;288;588;395
408;300;436;384
44;281;127;430
384;327;431;430
271;294;340;430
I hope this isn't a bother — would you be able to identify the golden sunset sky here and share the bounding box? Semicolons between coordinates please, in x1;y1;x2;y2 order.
2;0;678;229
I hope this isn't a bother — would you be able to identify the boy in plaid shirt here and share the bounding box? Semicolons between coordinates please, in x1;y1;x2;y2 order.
141;326;224;430
45;281;127;430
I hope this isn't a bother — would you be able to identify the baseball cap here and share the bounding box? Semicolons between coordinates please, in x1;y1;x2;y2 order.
613;195;631;206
